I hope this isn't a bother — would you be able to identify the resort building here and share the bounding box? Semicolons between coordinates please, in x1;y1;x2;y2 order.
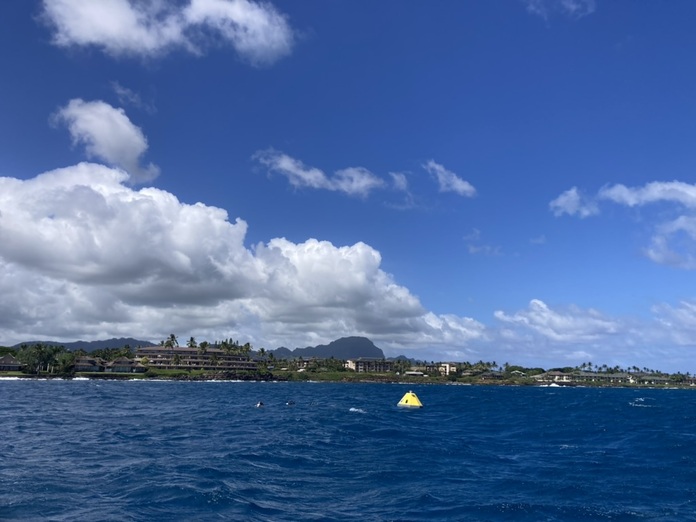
534;371;673;386
344;358;394;373
74;357;105;372
73;356;147;373
0;354;22;372
106;357;147;373
136;345;258;372
438;363;458;376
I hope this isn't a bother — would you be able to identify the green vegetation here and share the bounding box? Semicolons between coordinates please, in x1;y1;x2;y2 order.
1;336;693;388
0;346;17;357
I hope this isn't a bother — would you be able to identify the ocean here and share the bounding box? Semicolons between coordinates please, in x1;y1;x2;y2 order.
1;380;695;521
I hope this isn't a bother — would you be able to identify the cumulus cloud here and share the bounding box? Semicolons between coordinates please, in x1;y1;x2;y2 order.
423;160;476;197
484;298;696;372
41;0;294;66
549;187;599;218
523;0;596;19
494;299;619;343
52;99;159;183
0;163;485;352
254;149;385;197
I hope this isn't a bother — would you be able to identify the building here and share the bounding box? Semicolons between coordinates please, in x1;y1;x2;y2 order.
344;358;394;373
136;345;258;372
439;363;458;376
106;357;147;373
0;354;22;372
74;357;105;372
534;371;673;386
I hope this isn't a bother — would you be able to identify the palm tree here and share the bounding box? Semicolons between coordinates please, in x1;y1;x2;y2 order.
164;334;179;348
187;337;197;349
55;351;75;375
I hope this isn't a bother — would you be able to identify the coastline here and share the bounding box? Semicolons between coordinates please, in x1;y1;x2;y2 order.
2;372;694;389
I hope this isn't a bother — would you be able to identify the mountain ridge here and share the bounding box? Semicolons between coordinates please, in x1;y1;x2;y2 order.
8;335;395;360
270;336;385;360
10;338;154;351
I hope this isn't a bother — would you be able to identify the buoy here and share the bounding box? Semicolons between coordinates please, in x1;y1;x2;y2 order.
397;390;423;408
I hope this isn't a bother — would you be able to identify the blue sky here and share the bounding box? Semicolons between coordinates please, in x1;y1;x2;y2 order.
2;0;696;372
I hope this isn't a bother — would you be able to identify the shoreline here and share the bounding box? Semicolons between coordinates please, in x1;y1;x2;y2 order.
2;373;694;390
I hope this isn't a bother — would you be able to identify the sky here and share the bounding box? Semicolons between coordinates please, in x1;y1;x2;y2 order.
2;0;696;372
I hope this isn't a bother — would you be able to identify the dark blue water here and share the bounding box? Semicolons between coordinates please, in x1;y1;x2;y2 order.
1;381;695;521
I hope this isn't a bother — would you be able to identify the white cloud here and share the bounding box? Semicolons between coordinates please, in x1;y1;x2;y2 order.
561;181;696;270
52;99;159;183
468;244;501;256
390;172;409;192
549;186;599;218
332;167;385;198
423;160;476;197
523;0;596;20
0;163;484;353
463;228;501;256
601;182;696;270
599;181;696;208
494;299;619;343
645;216;696;270
41;0;294;66
482;298;696;372
255;149;385;197
184;0;294;66
651;300;696;347
111;82;156;113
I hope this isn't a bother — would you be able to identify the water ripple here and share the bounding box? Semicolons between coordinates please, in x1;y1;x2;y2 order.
1;382;695;520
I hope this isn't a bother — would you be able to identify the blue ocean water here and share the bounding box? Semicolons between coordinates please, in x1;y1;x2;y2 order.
1;381;695;521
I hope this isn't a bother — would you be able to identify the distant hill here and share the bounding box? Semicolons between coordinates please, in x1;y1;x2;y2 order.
11;337;153;352
271;336;385;360
9;335;390;360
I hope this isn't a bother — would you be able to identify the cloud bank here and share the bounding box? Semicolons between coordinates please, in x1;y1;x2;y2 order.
41;0;294;66
4;98;696;370
0;160;486;352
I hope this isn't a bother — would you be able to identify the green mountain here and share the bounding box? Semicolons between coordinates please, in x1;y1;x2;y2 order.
11;338;153;351
271;336;385;360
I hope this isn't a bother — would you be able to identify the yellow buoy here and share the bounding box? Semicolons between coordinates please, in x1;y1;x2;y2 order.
397;390;423;408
